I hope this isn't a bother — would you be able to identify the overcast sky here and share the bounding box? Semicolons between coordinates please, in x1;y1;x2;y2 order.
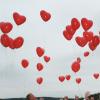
0;0;100;98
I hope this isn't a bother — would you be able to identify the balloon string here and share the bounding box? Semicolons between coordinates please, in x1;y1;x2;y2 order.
77;84;83;98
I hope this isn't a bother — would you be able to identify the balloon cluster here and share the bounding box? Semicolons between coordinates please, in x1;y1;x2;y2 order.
63;18;100;50
1;9;99;86
58;74;82;84
35;10;51;85
62;18;100;84
21;10;51;85
36;47;51;85
0;12;26;49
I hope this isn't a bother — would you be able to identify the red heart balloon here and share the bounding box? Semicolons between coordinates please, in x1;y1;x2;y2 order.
75;36;87;47
92;35;99;47
13;12;26;25
63;30;73;40
93;73;99;79
58;76;65;82
0;22;13;33
21;59;29;68
66;25;76;36
77;57;81;63
83;31;93;42
71;61;80;73
65;75;71;81
36;47;45;57
37;77;43;85
76;78;81;84
13;36;24;48
71;18;80;30
81;18;93;31
44;56;50;63
0;34;10;47
37;63;43;71
40;10;51;22
84;51;90;57
88;41;96;51
8;37;15;49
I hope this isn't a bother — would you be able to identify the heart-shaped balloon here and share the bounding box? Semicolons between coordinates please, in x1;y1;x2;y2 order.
58;76;65;82
13;36;24;49
83;31;93;42
40;10;51;22
65;75;71;81
81;18;93;31
92;35;99;47
76;78;81;84
13;12;26;25
37;63;43;71
44;56;50;63
71;61;80;73
63;30;73;40
37;77;43;85
66;25;76;36
93;73;99;79
36;47;45;57
0;34;10;47
0;22;13;33
88;41;96;51
84;51;90;57
21;59;29;68
71;18;80;30
75;36;87;47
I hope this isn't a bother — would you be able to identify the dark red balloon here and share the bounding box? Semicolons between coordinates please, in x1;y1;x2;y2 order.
75;36;87;47
76;78;81;84
92;35;99;47
36;47;45;57
13;36;24;48
37;63;44;71
44;56;50;63
40;10;51;22
13;12;26;25
66;25;76;36
83;31;93;42
93;73;99;79
0;34;10;47
81;18;93;31
84;51;90;57
71;61;80;73
63;30;73;40
0;22;13;33
71;18;80;30
37;77;43;84
88;41;96;51
58;76;65;82
65;75;71;81
21;59;29;68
